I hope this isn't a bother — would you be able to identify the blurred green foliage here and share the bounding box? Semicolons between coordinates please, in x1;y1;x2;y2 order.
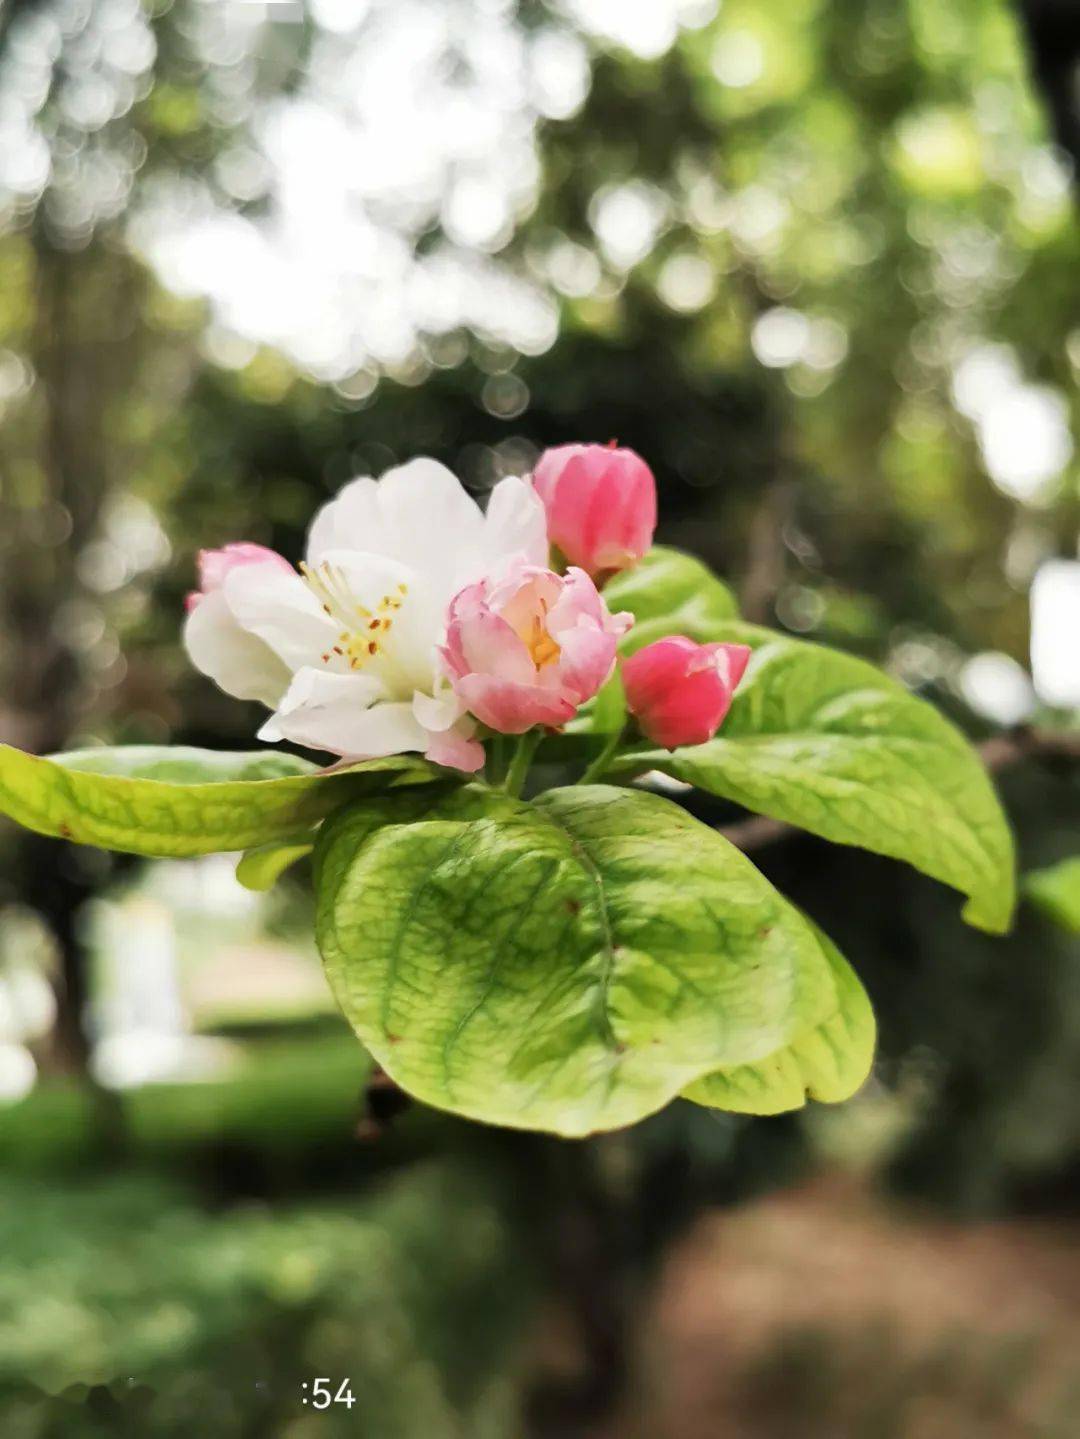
1024;854;1080;933
0;1029;370;1170
0;1162;530;1439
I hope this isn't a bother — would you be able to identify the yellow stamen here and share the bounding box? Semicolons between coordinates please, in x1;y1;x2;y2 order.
300;560;403;671
527;614;561;670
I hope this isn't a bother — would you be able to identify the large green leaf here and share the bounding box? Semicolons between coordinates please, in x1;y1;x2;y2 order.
0;744;444;858
1024;857;1080;935
610;624;1015;934
43;746;321;783
315;783;856;1137
603;545;740;655
683;921;875;1114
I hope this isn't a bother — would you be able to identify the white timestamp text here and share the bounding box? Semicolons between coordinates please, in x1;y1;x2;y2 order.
300;1378;356;1409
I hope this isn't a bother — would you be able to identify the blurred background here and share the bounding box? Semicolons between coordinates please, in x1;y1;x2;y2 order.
1;0;1079;1434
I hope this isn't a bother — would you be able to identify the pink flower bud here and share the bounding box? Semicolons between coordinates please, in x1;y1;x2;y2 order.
622;636;752;749
185;542;292;612
440;558;632;734
532;443;657;580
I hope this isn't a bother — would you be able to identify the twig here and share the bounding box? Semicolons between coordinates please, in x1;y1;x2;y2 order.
978;727;1080;771
355;1065;412;1141
578;725;627;787
715;814;794;850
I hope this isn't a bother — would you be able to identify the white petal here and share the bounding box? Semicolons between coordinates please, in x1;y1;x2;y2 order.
313;549;418;613
184;589;291;707
378;458;488;598
223;562;335;672
306;477;381;565
307;460;489;607
315;549;437;692
412;686;465;733
483;475;549;567
258;667;428;759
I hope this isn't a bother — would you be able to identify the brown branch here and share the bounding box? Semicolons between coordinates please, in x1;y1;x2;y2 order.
978;727;1080;771
717;726;1080;853
715;814;793;850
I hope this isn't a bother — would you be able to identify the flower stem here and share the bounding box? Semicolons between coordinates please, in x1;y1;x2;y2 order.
576;726;627;786
503;729;543;797
486;734;507;787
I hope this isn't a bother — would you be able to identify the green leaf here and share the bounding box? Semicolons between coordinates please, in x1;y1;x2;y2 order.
683;921;875;1114
1023;857;1080;935
0;744;445;858
603;545;740;655
610;624;1015;934
46;746;319;783
235;837;315;891
315;783;845;1137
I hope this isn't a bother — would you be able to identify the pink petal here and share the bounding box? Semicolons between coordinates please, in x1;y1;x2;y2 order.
424;725;485;773
622;636;750;749
197;542;291;595
454;606;536;685
532;444;657;577
555;623;618;704
454;674;576;733
546;565;604;633
623;635;698;711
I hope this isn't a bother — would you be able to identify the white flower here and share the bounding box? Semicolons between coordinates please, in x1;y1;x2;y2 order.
183;459;548;771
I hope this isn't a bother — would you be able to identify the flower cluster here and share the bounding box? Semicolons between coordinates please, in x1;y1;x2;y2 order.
184;445;751;772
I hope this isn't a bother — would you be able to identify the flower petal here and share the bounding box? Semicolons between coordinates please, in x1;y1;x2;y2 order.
223;562;335;672
376;458;487;598
545;566;617;637
198;543;292;594
622;637;750;748
306;477;381;565
258;667;427;759
532;444;656;577
454;674;576;733
412;686;465;733
308;463;542;608
622;635;697;710
553;622;618;704
483;475;549;567
452;605;537;685
424;723;485;773
183;588;291;707
312;548;436;691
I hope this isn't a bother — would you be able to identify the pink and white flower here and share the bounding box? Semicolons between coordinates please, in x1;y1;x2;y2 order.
183;459;548;771
532;442;657;580
183;544;297;706
438;558;632;734
185;543;293;614
622;635;752;749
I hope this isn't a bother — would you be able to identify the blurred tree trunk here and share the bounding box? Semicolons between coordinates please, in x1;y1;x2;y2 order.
1016;0;1080;171
0;227;132;1108
15;236;99;1082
